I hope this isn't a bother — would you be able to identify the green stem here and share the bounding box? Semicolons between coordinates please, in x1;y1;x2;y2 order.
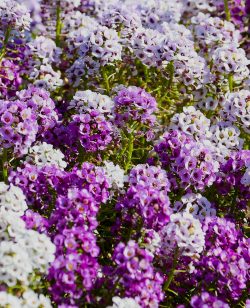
164;248;179;291
56;2;62;47
102;69;110;95
125;133;134;172
228;74;233;92
2;148;8;184
167;60;175;89
224;0;231;21
0;27;11;63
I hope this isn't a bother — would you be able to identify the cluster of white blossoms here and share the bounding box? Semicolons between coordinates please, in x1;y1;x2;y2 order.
28;36;62;64
0;289;52;308
0;0;31;31
169;106;211;140
103;161;127;190
26;142;67;169
68;90;115;114
209;122;243;159
173;193;216;221
0;182;55;305
0;211;55;286
220;90;250;134
211;45;250;83
0;182;27;216
160;212;205;257
190;13;240;52
107;296;141;308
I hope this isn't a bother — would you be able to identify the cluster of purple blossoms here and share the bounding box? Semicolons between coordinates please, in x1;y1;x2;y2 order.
215;0;247;31
9;163;66;210
114;86;157;128
16;85;58;137
193;217;250;300
154;130;219;191
0;100;38;155
48;188;100;305
190;292;229;308
69;110;113;152
0;60;22;99
215;150;250;209
111;240;164;307
1;0;250;306
116;164;171;231
22;209;49;234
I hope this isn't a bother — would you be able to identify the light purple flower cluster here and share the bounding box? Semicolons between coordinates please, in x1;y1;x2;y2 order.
154;130;219;191
114;86;157;127
16;85;58;137
116;164;171;231
1;0;250;306
112;240;164;307
0;100;38;155
193;217;250;300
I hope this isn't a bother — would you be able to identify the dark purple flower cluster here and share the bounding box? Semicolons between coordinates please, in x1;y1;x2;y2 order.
112;240;164;307
114;86;157;127
9;163;66;210
0;100;38;155
154;130;219;191
22;209;49;233
48;188;100;305
0;59;22;99
215;150;250;209
193;217;250;300
190;292;229;308
69;111;113;152
116;164;171;231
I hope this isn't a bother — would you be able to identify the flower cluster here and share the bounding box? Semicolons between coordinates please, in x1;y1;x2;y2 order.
114;86;157;127
0;100;38;155
111;240;164;307
160;212;205;257
154;130;219;190
193;217;250;300
116;164;171;231
0;0;250;306
69;111;113;152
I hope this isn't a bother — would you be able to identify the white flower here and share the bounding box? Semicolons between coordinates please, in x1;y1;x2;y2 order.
22;289;52;308
26;142;67;169
173;193;216;221
103;161;127;189
170;106;211;140
68;90;114;114
208;122;243;160
107;296;141;308
0;0;31;31
0;291;22;307
161;212;205;257
0;183;27;216
28;36;62;63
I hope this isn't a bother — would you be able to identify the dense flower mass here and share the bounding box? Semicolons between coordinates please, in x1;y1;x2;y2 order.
0;0;249;307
